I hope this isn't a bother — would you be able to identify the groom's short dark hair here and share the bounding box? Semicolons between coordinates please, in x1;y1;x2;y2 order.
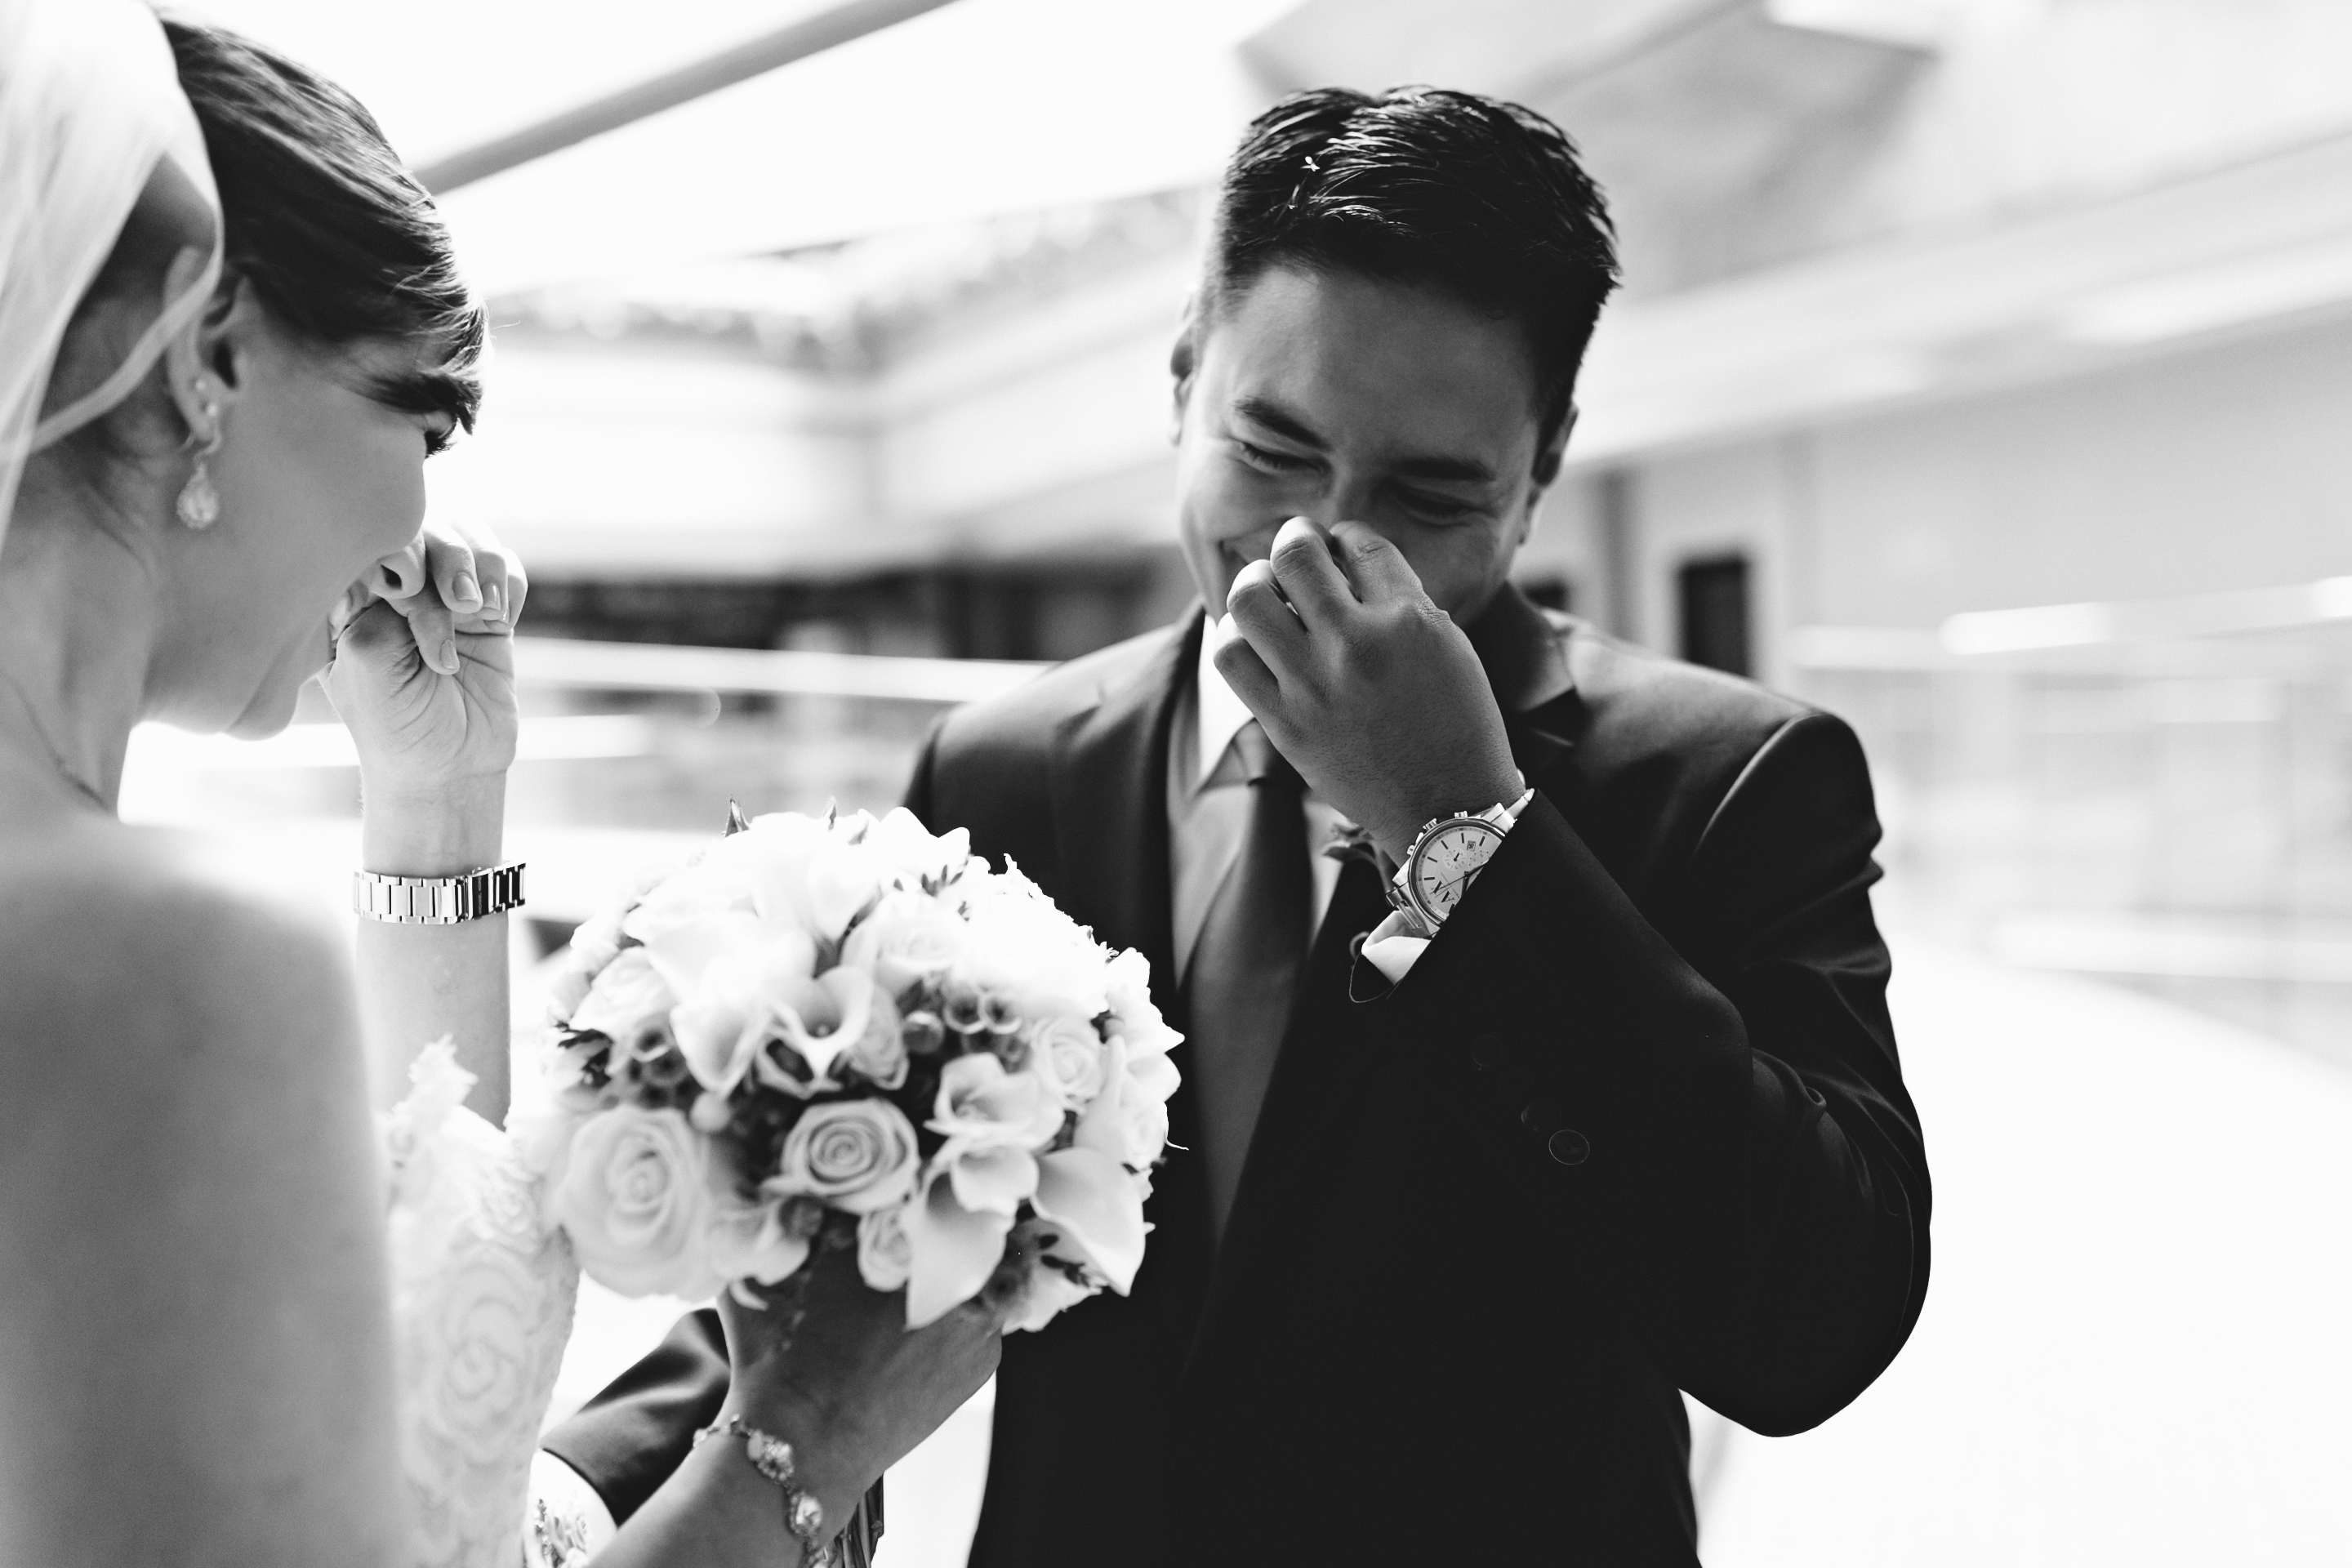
1199;86;1618;444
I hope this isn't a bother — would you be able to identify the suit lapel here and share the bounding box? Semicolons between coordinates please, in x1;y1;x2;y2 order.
1045;609;1198;1004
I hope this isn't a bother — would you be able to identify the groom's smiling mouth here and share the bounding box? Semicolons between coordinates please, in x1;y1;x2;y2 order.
1217;528;1284;594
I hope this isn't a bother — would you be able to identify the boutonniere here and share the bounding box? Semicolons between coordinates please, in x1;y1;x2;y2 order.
1321;816;1386;871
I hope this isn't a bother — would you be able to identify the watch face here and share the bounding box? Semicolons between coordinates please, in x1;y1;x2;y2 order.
1412;819;1502;921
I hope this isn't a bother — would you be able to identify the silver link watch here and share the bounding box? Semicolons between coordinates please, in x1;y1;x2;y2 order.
1388;786;1535;933
352;862;526;924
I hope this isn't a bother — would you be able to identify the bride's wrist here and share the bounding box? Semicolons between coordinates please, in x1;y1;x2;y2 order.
715;1391;871;1540
360;773;506;876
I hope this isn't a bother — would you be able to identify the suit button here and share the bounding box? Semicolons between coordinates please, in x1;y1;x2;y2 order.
1520;1098;1563;1134
1548;1129;1591;1166
1471;1033;1506;1071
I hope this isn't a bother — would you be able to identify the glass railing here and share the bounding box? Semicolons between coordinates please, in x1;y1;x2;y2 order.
1789;595;2352;1066
118;639;1048;942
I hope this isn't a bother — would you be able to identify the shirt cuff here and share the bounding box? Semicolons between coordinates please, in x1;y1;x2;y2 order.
525;1450;617;1567
1360;910;1431;984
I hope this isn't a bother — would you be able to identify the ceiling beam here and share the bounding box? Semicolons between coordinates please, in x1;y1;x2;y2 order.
416;0;961;194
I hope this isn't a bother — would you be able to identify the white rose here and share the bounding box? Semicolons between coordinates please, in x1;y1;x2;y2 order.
550;1106;720;1298
951;870;1111;1022
768;1098;921;1215
841;891;966;997
857;1201;915;1292
1073;1038;1171;1171
568;949;676;1045
835;983;908;1090
1028;1011;1107;1107
1102;948;1182;1058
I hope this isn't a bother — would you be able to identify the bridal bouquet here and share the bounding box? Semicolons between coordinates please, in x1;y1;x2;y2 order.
525;805;1179;1331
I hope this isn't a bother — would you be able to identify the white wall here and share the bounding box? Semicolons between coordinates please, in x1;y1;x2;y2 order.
428;333;875;578
1601;311;2352;673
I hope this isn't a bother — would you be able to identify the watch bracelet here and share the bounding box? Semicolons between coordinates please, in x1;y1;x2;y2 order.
1388;786;1537;932
350;862;525;924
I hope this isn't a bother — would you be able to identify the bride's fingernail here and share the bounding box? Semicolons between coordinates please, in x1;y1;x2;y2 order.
453;572;480;607
483;582;503;616
439;638;458;672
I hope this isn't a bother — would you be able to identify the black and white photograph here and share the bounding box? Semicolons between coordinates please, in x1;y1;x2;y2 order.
2;1;2348;1563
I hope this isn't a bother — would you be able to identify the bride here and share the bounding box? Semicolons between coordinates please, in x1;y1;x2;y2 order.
0;4;1003;1565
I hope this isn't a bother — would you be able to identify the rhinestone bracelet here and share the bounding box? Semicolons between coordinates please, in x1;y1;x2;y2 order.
693;1414;832;1564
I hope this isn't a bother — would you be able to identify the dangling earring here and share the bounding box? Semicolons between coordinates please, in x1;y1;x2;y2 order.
176;400;223;529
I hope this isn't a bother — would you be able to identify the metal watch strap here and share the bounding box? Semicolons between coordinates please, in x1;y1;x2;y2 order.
351;862;525;924
1387;786;1538;929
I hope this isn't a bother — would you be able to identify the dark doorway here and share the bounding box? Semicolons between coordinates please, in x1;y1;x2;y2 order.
1677;554;1752;677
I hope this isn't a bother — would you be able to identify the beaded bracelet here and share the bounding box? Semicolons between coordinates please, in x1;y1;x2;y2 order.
693;1414;832;1564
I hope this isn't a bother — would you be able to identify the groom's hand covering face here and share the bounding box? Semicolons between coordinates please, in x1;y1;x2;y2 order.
1174;263;1561;856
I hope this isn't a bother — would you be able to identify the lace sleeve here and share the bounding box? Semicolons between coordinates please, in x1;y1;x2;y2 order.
383;1041;582;1568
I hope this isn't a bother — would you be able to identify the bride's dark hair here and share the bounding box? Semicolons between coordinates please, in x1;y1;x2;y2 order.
160;17;483;437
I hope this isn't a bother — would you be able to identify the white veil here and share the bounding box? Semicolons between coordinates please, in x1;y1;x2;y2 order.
0;0;222;543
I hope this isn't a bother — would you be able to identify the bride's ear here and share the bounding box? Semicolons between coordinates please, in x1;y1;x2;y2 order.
162;260;251;443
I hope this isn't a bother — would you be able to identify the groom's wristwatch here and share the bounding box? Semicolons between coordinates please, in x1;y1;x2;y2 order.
1388;784;1537;933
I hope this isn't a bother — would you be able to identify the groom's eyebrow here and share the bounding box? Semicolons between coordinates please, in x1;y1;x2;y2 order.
1234;394;1499;486
1232;395;1327;450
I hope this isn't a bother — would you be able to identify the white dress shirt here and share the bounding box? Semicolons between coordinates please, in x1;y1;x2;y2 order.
1167;615;1345;991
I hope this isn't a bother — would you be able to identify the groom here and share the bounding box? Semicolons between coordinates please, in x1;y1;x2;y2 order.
546;87;1929;1564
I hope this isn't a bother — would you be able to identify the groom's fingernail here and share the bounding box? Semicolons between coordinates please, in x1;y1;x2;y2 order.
452;572;480;607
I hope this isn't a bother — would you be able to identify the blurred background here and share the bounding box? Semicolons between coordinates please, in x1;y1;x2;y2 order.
135;1;2352;1561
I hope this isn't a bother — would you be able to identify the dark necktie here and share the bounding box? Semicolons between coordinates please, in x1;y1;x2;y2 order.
1186;719;1311;1250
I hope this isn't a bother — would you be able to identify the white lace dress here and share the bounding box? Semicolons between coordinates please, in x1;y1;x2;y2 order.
381;1042;584;1568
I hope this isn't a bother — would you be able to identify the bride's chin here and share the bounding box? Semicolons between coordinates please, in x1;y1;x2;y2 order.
222;624;332;740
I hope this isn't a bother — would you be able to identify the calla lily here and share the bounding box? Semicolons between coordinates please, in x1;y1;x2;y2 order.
1124;1048;1180;1107
670;996;763;1096
635;911;773;998
929;1052;1065;1151
1032;1147;1146;1294
902;1166;1013;1329
764;966;877;1083
668;940;822;1089
741;813;827;933
945;1141;1040;1217
806;841;884;941
705;1198;811;1293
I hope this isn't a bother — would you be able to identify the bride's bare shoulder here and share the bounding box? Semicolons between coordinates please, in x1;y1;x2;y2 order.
0;822;354;1077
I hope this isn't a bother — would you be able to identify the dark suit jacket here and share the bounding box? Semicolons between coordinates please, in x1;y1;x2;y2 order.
547;609;1929;1566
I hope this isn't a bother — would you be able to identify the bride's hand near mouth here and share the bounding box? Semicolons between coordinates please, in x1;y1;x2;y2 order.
323;514;532;1120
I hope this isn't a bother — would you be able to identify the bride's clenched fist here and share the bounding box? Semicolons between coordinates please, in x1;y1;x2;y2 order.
323;515;525;874
324;514;525;805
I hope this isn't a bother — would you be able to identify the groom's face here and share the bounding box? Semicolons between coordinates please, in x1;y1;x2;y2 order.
1171;265;1558;625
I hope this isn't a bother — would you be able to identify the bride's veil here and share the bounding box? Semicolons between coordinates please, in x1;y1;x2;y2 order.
0;0;222;544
